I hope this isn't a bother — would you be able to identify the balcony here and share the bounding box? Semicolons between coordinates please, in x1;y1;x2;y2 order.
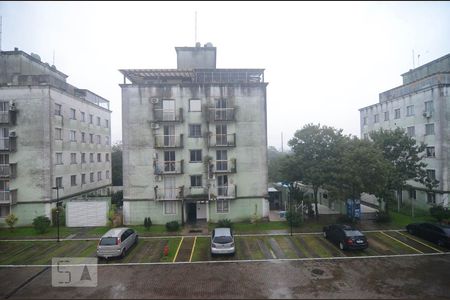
0;112;9;124
0;189;16;205
155;187;182;201
0;137;16;152
208;108;235;122
154;160;184;175
0;164;16;178
213;159;236;173
153;108;183;122
214;184;236;199
154;134;184;148
208;133;236;147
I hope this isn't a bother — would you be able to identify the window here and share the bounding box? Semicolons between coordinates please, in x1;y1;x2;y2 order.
70;153;77;164
427;169;436;180
89;114;93;124
188;124;202;138
96;135;101;144
190;150;202;162
395;108;401;119
56;177;63;188
105;119;109;128
55;128;62;140
105;153;110;162
90;133;94;143
69;130;76;142
56;152;63;165
81;132;86;143
190;175;202;187
406;105;414;116
0;154;8;165
425;123;435;135
0;205;10;217
71;175;77;186
105;136;110;146
427;193;436;204
407;126;415;137
189;99;201;112
162;99;176;121
81;111;85;122
362;117;367;125
425;100;434;113
164;201;176;214
384;111;389;121
426;146;435;158
81;153;86;163
70;108;76;120
90;153;94;163
90;172;94;183
216;150;228;171
216;124;228;146
106;170;110;179
97;171;102;181
164;151;176;172
97;116;101;126
54;103;62;116
0;180;9;193
374;114;379;123
409;189;416;200
81;174;86;184
217;199;229;213
217;175;228;196
97;153;101;162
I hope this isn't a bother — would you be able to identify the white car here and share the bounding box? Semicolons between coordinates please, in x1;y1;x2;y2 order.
97;227;138;259
211;227;235;256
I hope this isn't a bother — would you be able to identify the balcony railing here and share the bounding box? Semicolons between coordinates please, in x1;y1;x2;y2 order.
0;191;10;204
208;108;235;122
154;134;184;148
0;137;17;152
0;112;9;124
213;159;236;173
154;160;184;175
208;133;236;147
155;187;182;201
214;184;236;199
153;108;183;122
0;165;10;177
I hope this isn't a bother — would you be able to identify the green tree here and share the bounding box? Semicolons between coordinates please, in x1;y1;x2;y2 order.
286;124;345;218
5;214;18;231
369;128;439;213
268;146;289;182
112;142;123;186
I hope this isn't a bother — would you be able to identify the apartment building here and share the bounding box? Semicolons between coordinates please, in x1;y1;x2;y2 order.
359;53;450;208
120;43;269;225
0;48;112;225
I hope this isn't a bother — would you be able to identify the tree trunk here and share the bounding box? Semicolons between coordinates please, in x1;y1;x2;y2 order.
313;186;319;219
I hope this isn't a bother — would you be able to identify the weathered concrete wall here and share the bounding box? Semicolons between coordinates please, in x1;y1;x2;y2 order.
175;46;216;69
401;54;450;85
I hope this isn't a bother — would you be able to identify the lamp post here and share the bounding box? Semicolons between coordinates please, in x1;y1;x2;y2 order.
52;186;63;242
288;183;293;236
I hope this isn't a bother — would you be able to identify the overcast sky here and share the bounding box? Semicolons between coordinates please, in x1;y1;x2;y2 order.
1;1;450;150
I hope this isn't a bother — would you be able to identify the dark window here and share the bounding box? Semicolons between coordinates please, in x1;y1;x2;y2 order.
189;124;202;137
190;175;202;187
190;150;202;162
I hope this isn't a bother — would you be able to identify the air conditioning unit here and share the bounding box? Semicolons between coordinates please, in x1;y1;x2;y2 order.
9;131;16;138
150;97;160;104
155;175;162;182
9;103;16;111
423;111;432;118
151;122;160;129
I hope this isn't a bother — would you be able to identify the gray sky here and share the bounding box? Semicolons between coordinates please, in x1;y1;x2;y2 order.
1;1;449;150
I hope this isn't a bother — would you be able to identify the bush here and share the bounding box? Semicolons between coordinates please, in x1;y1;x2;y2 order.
217;219;233;229
375;211;391;223
33;216;51;234
111;191;123;207
5;214;18;231
144;217;152;230
166;221;180;232
286;210;303;227
430;206;450;223
51;206;65;227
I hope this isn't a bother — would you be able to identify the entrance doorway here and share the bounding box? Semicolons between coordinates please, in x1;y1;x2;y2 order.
187;203;197;224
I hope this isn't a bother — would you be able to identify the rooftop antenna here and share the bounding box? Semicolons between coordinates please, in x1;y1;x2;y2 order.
0;16;2;52
412;49;415;69
195;11;198;44
52;49;55;65
417;54;421;67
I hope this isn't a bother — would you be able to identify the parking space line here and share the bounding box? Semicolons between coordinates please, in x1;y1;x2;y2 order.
189;237;197;263
396;231;443;253
380;231;423;254
173;237;184;263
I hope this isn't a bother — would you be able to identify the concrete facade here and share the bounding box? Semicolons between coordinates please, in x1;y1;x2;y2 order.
0;49;112;225
359;54;450;208
120;43;269;225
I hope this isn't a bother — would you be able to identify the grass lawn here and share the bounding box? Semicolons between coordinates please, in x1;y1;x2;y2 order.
86;225;180;237
389;211;435;228
0;226;76;239
191;237;210;262
160;238;181;262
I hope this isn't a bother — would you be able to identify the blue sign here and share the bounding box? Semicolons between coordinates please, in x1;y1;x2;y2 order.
346;199;361;220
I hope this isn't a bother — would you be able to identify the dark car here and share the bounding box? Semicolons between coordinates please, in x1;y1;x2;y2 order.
323;224;368;250
406;222;450;248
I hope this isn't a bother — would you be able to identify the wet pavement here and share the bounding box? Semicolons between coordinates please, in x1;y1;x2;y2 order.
2;254;450;299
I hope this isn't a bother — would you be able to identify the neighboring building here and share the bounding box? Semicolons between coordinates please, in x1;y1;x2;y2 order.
359;53;450;208
120;43;269;225
0;48;112;226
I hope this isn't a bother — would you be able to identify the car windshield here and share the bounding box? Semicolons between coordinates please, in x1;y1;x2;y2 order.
213;236;233;244
99;237;117;245
344;230;363;237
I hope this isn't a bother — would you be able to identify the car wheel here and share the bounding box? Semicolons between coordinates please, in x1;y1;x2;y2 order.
323;231;327;239
339;242;345;250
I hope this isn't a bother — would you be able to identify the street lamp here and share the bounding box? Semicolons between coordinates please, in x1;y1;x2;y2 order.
52;186;63;242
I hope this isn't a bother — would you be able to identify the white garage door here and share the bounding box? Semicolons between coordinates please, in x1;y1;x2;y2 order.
66;201;107;227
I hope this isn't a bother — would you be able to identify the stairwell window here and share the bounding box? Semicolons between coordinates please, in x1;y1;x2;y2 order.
216;199;229;213
188;124;202;138
89;114;93;124
425;100;434;113
97;116;101;126
425;123;435;135
406;105;415;117
190;175;202;187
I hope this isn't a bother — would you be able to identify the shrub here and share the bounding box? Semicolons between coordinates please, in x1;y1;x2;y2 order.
217;219;233;228
166;221;180;232
5;214;18;231
430;206;450;223
286;210;303;227
374;211;391;223
51;206;66;227
144;217;152;230
111;191;123;207
33;216;51;234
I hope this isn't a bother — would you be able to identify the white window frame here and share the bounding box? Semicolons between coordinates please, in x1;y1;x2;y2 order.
70;153;77;164
406;105;415;117
70;175;77;186
80;111;85;122
55;128;62;140
56;152;63;165
407;126;415;137
216;199;230;213
70;108;76;120
163;201;177;215
54;103;62;116
56;177;63;188
97;171;102;181
81;174;86;185
189;99;202;112
69;130;76;142
188;124;202;138
426;146;435;158
425;123;435;136
394;108;401;119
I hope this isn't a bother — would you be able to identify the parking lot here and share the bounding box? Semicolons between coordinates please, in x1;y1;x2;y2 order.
0;230;447;266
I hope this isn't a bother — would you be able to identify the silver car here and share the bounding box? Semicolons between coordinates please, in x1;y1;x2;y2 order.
211;227;235;256
97;227;138;259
